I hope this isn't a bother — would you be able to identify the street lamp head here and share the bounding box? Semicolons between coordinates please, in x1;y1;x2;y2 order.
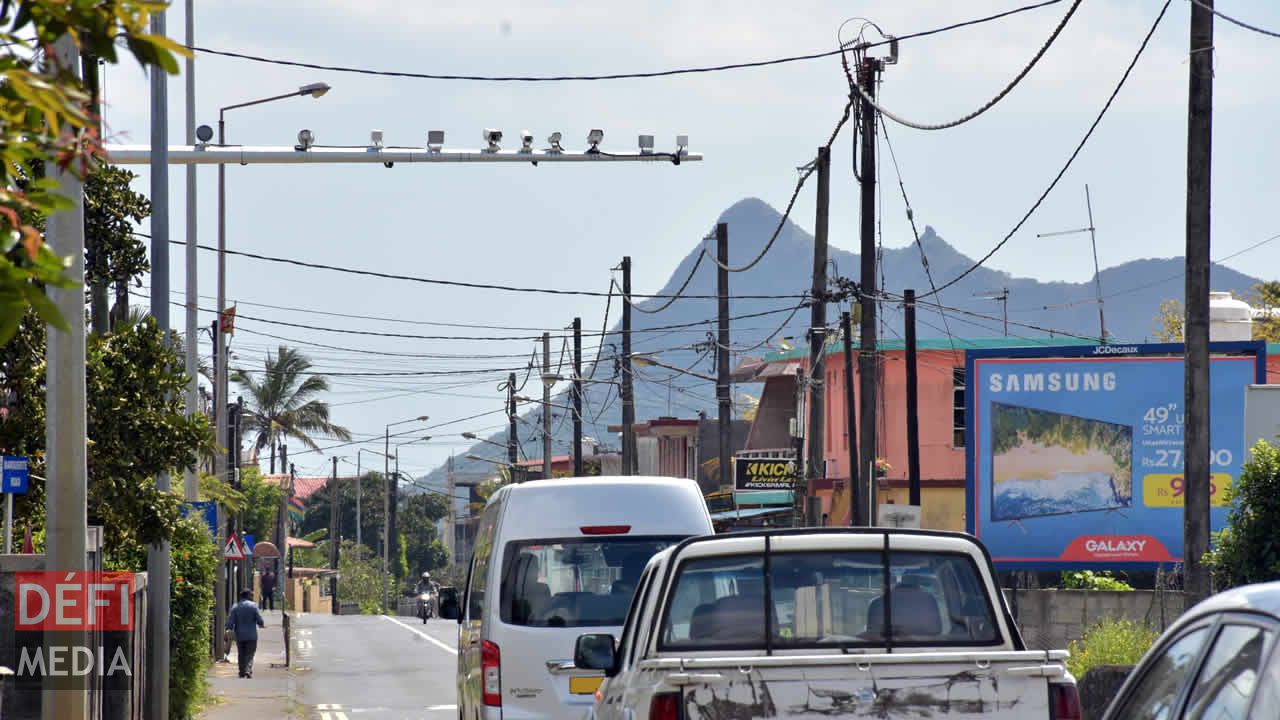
462;432;478;440
299;82;331;98
416;415;430;422
540;372;561;389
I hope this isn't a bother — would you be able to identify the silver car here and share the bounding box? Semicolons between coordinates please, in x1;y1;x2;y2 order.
1104;580;1280;719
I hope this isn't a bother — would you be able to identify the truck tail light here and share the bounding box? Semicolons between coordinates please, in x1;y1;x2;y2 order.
482;640;501;707
650;692;681;720
1049;683;1082;720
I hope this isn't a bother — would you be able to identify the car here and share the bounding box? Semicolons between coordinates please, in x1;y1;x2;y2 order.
1103;580;1280;719
576;527;1081;720
442;476;715;720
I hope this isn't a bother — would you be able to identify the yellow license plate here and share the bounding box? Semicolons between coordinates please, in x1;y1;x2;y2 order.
570;677;604;695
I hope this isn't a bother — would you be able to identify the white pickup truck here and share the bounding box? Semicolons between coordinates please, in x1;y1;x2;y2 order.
573;528;1081;720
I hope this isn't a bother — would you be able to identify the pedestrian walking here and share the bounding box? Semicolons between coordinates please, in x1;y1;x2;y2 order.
226;588;266;678
261;568;277;611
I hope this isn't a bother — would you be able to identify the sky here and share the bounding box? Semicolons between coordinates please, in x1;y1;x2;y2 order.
105;0;1280;481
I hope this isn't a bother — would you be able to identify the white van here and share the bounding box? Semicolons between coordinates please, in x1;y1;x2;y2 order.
448;476;714;720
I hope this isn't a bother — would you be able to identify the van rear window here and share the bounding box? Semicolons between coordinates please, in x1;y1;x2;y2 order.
500;537;681;628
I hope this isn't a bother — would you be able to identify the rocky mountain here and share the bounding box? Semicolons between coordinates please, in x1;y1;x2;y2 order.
419;197;1265;490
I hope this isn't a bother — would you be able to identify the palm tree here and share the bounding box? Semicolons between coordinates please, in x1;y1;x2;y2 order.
232;345;352;473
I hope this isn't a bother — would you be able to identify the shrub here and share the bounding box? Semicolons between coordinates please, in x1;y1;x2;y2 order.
1066;618;1159;680
1061;570;1133;591
1206;440;1280;590
170;515;219;719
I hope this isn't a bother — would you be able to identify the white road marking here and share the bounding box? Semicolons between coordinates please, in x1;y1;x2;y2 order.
428;704;458;711
379;614;458;655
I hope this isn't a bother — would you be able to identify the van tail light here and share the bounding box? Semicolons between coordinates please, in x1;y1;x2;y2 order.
650;692;681;720
1049;683;1082;720
482;640;501;707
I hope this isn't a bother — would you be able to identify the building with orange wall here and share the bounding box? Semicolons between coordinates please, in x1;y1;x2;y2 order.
741;338;1280;530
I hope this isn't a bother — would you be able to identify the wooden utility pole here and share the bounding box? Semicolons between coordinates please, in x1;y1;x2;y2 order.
573;318;584;476
716;223;732;496
857;56;881;526
842;311;862;525
621;256;636;475
1184;0;1214;603
801;146;831;527
904;290;922;507
329;455;340;615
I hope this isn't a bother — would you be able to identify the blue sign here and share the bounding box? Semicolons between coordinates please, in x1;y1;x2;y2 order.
2;456;29;494
242;534;255;554
180;500;219;542
965;342;1266;568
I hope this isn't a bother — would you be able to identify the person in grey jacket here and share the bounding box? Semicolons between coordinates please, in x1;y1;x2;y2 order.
226;589;266;678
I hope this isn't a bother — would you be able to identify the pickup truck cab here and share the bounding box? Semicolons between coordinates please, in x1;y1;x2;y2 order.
576;528;1081;720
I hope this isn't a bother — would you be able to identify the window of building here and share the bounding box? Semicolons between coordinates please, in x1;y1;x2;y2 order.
953;368;966;448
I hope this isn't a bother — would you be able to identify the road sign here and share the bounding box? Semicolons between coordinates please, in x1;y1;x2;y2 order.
2;456;29;494
223;533;245;560
240;535;253;557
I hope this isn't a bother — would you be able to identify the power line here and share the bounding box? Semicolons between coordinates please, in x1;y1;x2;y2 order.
843;0;1082;131
184;1;1064;83
1188;0;1280;39
920;0;1173;299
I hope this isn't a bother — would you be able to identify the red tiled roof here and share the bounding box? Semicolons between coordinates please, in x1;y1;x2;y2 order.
515;456;572;469
263;474;341;502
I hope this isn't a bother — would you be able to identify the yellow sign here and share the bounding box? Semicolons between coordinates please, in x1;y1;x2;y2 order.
1142;473;1232;508
570;677;604;695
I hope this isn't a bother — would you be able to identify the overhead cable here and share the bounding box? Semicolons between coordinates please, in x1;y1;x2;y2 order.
842;0;1082;131
919;0;1173;299
184;1;1063;83
1188;0;1280;39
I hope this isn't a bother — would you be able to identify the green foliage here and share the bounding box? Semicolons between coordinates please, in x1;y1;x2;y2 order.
1206;440;1280;589
1061;571;1133;591
1152;298;1184;342
1067;618;1159;679
1247;282;1280;343
400;491;449;578
232;346;351;472
169;515;218;720
239;466;284;544
83;164;149;328
0;2;181;342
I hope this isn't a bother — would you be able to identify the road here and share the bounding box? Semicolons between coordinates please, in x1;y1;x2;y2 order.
293;613;460;720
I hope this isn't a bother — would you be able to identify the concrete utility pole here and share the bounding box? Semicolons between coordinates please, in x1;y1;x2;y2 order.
330;456;340;615
445;455;455;562
507;372;519;472
146;7;173;716
621;257;636;475
572;318;584;476
857;56;882;527
1085;186;1106;342
842;311;862;525
44;33;88;720
715;223;732;497
542;332;552;479
904;290;922;507
182;0;199;501
1184;0;1215;603
801;147;831;527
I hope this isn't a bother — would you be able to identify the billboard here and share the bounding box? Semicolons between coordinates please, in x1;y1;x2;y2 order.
966;342;1266;568
734;457;797;492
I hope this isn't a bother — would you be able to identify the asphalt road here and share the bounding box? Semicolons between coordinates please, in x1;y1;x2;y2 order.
293;612;460;720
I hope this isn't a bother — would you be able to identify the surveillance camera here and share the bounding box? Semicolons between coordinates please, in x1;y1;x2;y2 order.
547;132;563;153
196;124;214;143
520;130;534;153
384;161;395;168
587;128;604;150
676;134;689;150
482;128;502;152
427;129;445;152
638;134;654;154
296;128;314;150
370;129;384;147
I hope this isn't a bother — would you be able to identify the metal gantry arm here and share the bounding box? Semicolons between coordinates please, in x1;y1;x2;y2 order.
105;144;702;165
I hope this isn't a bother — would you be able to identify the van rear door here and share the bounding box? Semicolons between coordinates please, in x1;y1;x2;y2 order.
492;534;683;717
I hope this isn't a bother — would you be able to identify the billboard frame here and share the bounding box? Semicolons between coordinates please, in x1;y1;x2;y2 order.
964;340;1267;570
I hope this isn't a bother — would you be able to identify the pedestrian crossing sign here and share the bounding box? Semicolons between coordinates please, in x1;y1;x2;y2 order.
223;533;245;560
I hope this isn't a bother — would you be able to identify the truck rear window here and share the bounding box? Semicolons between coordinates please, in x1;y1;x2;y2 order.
661;550;1000;649
499;537;681;628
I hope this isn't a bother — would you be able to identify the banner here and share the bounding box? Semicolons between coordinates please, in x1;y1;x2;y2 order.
734;457;797;492
966;342;1266;567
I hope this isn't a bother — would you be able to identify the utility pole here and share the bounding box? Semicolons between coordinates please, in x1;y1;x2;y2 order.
573;318;584;476
1184;0;1214;603
1085;186;1105;341
236;396;250;593
445;455;455;562
621;256;636;475
329;456;340;615
904;290;922;507
802;146;831;527
182;0;199;501
146;7;173;716
507;372;519;477
716;223;732;497
842;311;862;525
44;33;88;720
542;332;552;479
857;56;882;527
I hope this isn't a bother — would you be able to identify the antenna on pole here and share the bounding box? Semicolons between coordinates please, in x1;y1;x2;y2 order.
1037;185;1106;342
973;287;1009;337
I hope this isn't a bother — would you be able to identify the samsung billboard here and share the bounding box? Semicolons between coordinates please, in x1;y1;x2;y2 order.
966;341;1266;568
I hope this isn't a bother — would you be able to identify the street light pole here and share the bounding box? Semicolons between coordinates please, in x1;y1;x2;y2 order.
383;415;428;612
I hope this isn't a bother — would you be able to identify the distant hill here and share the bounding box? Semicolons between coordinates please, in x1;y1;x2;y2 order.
418;197;1264;490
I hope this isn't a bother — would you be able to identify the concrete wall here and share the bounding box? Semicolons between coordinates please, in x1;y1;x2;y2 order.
1005;588;1187;651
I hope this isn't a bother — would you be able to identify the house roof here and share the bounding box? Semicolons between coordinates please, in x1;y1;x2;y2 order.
264;474;345;502
516;455;572;469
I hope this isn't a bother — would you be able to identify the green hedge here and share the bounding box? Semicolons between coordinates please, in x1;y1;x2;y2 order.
169;516;219;719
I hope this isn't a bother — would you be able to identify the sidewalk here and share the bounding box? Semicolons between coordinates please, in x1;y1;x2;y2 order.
198;609;295;720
